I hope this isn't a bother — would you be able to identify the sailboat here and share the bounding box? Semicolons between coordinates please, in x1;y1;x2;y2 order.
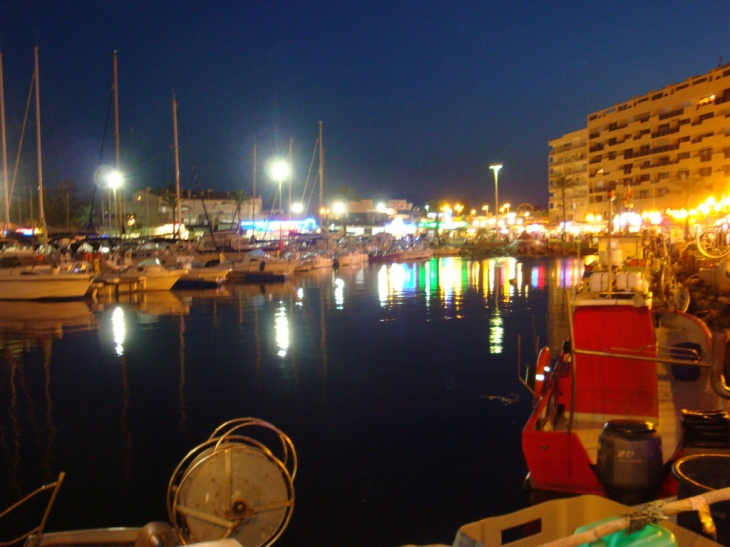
0;48;93;300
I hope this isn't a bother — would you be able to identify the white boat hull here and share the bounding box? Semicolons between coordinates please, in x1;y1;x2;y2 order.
0;272;94;300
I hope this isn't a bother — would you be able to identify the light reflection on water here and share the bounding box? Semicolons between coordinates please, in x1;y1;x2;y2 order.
0;256;584;547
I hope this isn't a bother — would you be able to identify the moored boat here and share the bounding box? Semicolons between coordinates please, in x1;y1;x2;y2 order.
172;261;231;288
521;234;730;504
0;256;94;300
398;244;434;260
368;249;403;263
230;249;299;281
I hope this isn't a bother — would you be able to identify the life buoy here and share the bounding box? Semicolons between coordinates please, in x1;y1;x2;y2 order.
533;346;552;402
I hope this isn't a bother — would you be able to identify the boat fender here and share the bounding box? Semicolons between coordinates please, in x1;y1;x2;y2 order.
533;346;552;401
259;260;266;272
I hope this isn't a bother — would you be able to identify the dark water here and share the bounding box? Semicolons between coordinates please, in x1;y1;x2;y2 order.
0;256;583;547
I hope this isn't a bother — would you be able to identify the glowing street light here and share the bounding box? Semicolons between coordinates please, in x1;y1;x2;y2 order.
267;157;290;243
106;169;123;236
482;204;489;217
490;163;502;219
292;202;304;215
332;201;346;215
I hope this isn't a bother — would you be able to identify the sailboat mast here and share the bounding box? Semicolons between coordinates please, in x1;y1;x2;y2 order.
288;138;292;222
318;121;324;227
172;95;182;238
34;46;46;239
0;53;9;229
252;142;257;225
113;51;122;236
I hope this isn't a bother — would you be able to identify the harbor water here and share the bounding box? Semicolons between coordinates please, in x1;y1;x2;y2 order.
0;256;583;547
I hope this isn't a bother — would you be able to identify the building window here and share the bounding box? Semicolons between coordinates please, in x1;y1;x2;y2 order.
623;165;632;174
700;148;713;162
595;196;603;203
656;188;668;198
699;167;713;177
608;151;617;160
641;160;651;168
678;169;690;179
639;190;650;199
638;174;650;182
678;152;690;160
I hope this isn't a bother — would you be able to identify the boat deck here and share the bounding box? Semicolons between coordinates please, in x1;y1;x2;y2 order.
563;362;719;465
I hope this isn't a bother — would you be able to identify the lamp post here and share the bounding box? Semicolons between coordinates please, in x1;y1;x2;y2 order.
268;157;290;245
490;164;502;220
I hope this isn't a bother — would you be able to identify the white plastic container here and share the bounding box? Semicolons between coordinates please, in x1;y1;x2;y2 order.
590;272;610;292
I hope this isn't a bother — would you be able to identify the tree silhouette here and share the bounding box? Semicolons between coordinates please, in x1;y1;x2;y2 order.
551;174;578;239
162;191;178;223
228;190;251;233
671;171;706;238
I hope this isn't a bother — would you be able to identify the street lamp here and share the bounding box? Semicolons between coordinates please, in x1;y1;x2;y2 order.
267;157;290;243
106;169;123;236
490;164;502;220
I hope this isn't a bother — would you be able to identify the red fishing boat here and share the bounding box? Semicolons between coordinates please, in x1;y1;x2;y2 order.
522;236;730;503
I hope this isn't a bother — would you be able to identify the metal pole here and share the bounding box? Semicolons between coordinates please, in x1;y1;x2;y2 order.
252;142;257;226
288;138;292;222
113;52;123;237
495;170;498;221
34;47;46;240
0;54;9;230
318;121;324;227
172;96;182;238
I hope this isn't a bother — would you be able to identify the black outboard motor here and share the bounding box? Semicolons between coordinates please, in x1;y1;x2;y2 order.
597;420;664;504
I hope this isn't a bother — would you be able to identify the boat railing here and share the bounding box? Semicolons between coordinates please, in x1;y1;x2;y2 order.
0;472;64;547
572;331;730;400
571;342;709;368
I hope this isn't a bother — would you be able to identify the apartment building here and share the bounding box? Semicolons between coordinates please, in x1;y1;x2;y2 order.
550;62;730;223
548;128;588;224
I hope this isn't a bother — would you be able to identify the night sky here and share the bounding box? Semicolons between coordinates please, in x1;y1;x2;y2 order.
1;1;730;212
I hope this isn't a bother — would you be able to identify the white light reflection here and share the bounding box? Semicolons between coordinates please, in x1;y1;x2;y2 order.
335;278;345;309
275;305;289;357
377;265;389;306
112;306;125;356
489;311;504;354
296;287;304;307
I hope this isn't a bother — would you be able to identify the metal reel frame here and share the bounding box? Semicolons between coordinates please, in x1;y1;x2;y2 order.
166;418;296;547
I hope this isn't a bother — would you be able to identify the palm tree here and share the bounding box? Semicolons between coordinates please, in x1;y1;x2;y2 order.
162;191;178;224
671;171;705;238
551;174;577;239
228;190;251;233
